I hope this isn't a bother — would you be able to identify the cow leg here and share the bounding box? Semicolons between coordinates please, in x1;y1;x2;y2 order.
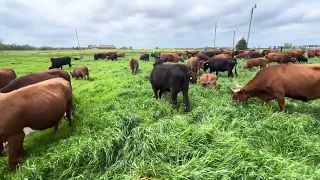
152;86;159;99
69;63;71;67
8;132;25;171
0;142;4;156
182;89;190;112
66;100;73;127
275;94;285;112
170;88;178;108
159;90;163;99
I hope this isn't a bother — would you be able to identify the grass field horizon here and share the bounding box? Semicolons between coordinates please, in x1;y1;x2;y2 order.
0;50;320;179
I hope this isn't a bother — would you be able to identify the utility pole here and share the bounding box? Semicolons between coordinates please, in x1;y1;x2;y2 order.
233;31;236;50
214;22;217;48
247;4;257;48
75;28;81;52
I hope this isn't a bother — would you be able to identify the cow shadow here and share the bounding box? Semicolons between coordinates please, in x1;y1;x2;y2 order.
286;103;320;120
16;121;73;162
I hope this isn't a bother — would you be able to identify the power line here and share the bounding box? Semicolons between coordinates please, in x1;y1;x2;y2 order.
214;22;217;48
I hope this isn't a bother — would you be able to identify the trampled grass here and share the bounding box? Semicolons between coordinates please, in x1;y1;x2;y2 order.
0;50;320;179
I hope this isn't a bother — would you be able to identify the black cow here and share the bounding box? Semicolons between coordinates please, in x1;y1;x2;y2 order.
49;56;71;69
203;58;238;77
153;58;167;67
94;53;107;60
296;55;308;63
151;52;161;59
107;53;118;61
149;64;196;112
140;53;150;61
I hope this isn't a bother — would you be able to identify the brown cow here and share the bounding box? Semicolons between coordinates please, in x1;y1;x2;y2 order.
116;52;125;58
0;68;17;89
175;52;183;57
160;53;183;63
307;49;320;58
229;64;320;112
222;50;235;57
0;78;74;170
236;51;263;59
199;74;217;89
266;52;297;64
212;54;232;60
70;66;90;80
284;51;308;63
196;52;210;61
0;69;70;93
261;49;279;56
187;57;201;76
243;58;269;70
130;58;139;74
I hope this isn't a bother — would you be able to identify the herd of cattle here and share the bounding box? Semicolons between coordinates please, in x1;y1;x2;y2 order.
0;47;319;171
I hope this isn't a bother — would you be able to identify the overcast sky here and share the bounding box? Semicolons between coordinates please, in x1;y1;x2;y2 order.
1;0;319;48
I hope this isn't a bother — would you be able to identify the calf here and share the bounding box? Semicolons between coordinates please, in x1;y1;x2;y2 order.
49;56;72;69
0;78;73;170
149;64;196;112
107;53;118;61
285;51;308;63
229;64;320;112
70;66;90;80
0;69;70;93
203;58;238;77
130;58;139;74
0;68;17;89
243;58;269;70
140;53;150;61
199;74;217;89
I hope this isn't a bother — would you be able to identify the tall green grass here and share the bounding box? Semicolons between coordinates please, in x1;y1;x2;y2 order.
0;50;319;179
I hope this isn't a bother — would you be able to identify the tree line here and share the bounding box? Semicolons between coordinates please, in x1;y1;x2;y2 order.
0;38;83;51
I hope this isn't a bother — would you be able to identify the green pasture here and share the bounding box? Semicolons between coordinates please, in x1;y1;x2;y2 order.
0;50;319;179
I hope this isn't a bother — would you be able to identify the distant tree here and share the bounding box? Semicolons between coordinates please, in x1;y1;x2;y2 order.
236;37;247;50
284;43;292;49
129;46;132;50
155;47;159;49
120;46;128;50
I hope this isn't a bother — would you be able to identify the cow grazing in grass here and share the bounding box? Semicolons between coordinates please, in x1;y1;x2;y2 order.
203;58;238;77
94;53;107;60
160;53;183;63
187;57;201;76
130;58;139;74
140;53;150;61
229;64;320;112
107;53;118;61
284;50;308;63
0;68;17;89
49;56;72;69
149;64;196;112
199;74;217;89
116;52;125;58
70;66;90;80
243;58;269;70
0;69;70;93
0;78;74;170
266;53;297;64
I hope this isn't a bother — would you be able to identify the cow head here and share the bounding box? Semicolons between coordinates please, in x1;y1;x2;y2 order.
70;71;76;77
188;71;197;84
229;84;250;103
243;64;248;69
290;57;298;63
203;61;210;71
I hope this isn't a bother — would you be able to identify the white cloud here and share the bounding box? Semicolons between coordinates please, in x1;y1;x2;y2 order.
0;0;319;48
